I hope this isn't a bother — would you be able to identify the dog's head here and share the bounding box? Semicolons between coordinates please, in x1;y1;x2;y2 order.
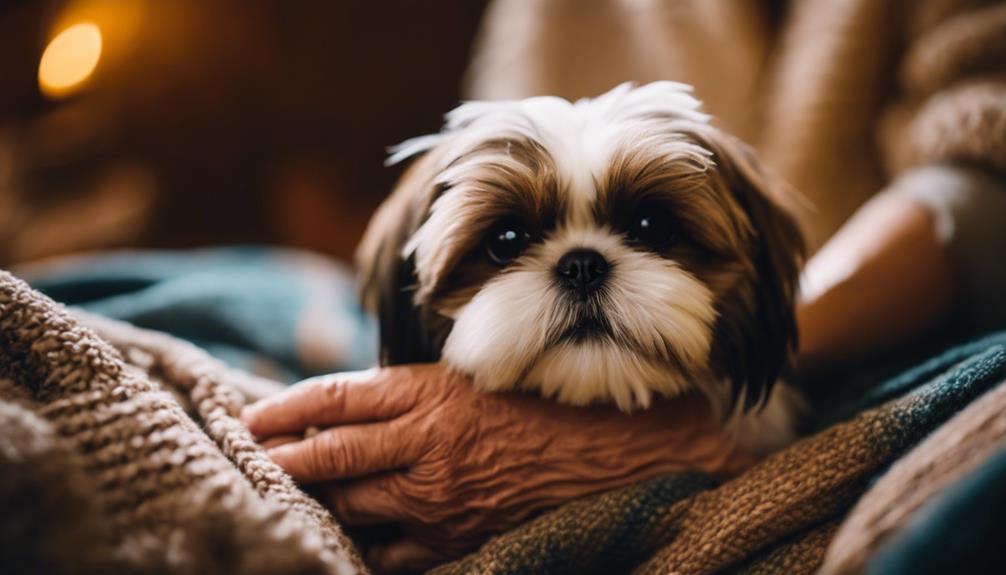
357;82;804;412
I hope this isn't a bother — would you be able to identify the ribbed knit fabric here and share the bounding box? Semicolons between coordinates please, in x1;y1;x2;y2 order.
0;270;367;575
732;520;841;575
820;372;1006;574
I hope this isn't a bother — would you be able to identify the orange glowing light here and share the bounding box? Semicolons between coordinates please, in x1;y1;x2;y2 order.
38;22;103;99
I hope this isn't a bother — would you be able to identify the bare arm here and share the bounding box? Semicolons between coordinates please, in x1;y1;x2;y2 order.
796;180;957;374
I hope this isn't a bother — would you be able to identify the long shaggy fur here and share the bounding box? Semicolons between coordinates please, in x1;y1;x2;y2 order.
358;82;805;452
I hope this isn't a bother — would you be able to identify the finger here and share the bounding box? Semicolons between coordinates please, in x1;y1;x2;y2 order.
323;473;406;525
242;369;414;438
260;434;301;450
367;538;444;575
267;419;423;482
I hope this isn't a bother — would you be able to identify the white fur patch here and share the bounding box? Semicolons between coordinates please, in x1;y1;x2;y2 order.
441;226;717;411
391;81;710;229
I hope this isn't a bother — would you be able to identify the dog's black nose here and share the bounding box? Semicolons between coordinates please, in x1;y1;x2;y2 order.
556;249;608;294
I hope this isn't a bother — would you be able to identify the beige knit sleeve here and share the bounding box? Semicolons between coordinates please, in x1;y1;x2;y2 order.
878;1;1006;334
880;164;1006;333
881;2;1006;175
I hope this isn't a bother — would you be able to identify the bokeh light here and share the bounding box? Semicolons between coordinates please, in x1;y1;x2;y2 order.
38;22;103;99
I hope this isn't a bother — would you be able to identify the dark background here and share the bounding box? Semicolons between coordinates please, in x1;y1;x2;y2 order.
0;0;489;265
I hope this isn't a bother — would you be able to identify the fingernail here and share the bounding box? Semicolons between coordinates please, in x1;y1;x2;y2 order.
240;405;258;427
266;443;291;462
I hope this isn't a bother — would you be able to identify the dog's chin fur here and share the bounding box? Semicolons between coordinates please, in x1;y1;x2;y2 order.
522;343;693;410
357;82;807;454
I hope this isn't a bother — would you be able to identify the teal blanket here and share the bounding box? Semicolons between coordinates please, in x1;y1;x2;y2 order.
21;247;378;382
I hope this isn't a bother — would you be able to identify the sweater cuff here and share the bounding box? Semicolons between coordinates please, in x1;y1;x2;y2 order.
882;164;1006;333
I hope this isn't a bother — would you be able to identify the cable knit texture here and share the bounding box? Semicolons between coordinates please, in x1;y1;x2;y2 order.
0;270;367;575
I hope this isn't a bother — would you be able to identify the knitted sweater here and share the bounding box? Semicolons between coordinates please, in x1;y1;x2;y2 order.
465;0;1006;252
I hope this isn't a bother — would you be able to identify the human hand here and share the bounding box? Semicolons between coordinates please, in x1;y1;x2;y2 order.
242;363;752;573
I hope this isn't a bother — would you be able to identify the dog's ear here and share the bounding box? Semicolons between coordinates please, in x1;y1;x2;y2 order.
690;126;806;410
356;150;445;365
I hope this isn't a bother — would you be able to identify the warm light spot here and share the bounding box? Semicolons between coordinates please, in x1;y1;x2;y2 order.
38;22;103;99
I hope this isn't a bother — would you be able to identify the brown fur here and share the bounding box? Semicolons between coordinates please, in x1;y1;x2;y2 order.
358;93;804;412
685;126;806;408
356;150;446;364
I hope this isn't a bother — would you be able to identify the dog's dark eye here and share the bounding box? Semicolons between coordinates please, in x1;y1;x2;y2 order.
486;218;531;265
628;205;677;249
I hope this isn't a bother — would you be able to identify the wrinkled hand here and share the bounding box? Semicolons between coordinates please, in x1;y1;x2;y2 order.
242;363;752;573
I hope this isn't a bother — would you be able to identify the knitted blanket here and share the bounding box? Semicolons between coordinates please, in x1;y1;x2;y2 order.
0;270;368;575
3;266;1006;574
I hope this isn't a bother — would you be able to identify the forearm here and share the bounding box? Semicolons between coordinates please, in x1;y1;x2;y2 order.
797;162;1006;374
796;183;956;374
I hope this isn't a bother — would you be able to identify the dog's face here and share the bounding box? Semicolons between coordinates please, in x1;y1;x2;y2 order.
358;82;803;413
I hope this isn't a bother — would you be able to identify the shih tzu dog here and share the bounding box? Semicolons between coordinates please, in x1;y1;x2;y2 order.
357;82;805;453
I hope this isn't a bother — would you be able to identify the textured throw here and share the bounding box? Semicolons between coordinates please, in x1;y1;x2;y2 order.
0;270;368;575
4;265;1006;574
820;361;1006;574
